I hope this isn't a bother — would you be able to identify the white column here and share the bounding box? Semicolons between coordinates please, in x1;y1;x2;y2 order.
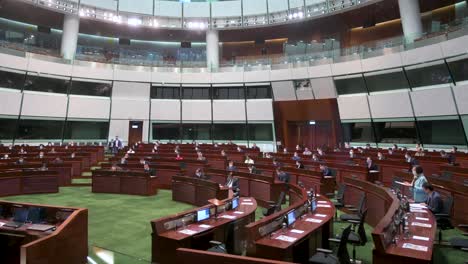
206;29;219;70
60;14;80;60
398;0;423;43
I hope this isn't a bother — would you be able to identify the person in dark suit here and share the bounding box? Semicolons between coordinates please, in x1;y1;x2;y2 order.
319;164;332;177
311;154;320;162
52;157;63;164
292;152;301;161
111;136;123;154
366;157;378;171
377;152;385;161
143;163;156;176
296;160;305;169
225;172;239;190
276;168;290;183
15;157;26;165
226;160;237;172
405;153;419;171
251;143;260;151
119;157;128;165
194;168;209;180
422;183;443;214
248;164;261;175
272;159;282;168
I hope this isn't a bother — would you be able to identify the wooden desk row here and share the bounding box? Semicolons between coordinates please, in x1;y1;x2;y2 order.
342;177;436;264
92;169;159;196
172;176;229;206
0;171;59;197
0;200;88;264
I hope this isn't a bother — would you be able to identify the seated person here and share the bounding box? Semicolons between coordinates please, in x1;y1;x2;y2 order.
237;146;244;153
221;150;227;158
276;168;290;183
421;183;443;214
316;147;325;156
18;148;27;154
226;160;237;172
1;154;10;160
119;157;128;165
311;154;320;162
52;157;63;164
292;152;301;161
194;168;208;180
175;153;184;161
196;151;206;161
49;148;57;154
302;147;312;155
244;155;254;164
70;152;76;159
448;146;457;164
405;153;419;171
366;157;378;171
127;148;135;154
251;143;260;151
349;149;356;158
38;151;45;159
110;163;122;171
248;164;261;174
225;172;239;190
143;163;156;176
295;145;302;151
39;162;48;171
15;157;26;165
296;160;305;169
139;158;147;165
272;159;282;168
415;147;425;157
388;148;394;155
283;147;288;154
377;152;385;161
319;164;332;177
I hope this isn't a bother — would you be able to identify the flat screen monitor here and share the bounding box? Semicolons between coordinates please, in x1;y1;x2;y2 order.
310;199;317;213
287;210;296;226
197;208;210;222
232;197;239;210
13;207;29;223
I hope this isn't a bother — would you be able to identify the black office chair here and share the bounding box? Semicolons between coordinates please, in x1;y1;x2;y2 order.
327;184;346;220
309;225;352;264
436;195;454;244
207;222;235;254
262;191;286;217
449;224;468;250
336;209;368;263
340;192;365;222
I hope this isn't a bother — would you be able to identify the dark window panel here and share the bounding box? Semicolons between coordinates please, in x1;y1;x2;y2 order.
334;76;367;95
341;122;375;142
181;124;211;140
152;123;180;140
70;80;112;97
150;86;180;99
374;121;418;144
16;119;64;140
212;124;247;140
246;85;272;99
0;69;25;90
447;58;468;83
0;118;17;140
364;70;409;93
417;119;466;145
63;121;109;139
24;74;70;94
213;86;245;99
248;124;273;141
405;63;452;88
182;87;211;100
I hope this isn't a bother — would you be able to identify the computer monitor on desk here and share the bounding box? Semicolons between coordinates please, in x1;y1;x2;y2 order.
197;208;210;222
287;210;296;226
231;197;239;210
310;199;317;213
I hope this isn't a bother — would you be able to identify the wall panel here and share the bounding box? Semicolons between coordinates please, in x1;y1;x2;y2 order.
0;89;22;116
111;99;150;120
246;99;274;121
21;92;67;118
182;100;212;121
212;100;246;121
368;91;413;118
68;96;110;119
150;99;181;120
337;95;371;120
271;81;296;101
410;86;457;117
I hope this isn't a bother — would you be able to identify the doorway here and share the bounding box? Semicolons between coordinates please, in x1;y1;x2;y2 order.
128;121;143;146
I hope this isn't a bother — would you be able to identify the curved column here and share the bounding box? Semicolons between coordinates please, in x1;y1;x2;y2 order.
60;14;80;60
206;29;220;70
398;0;423;43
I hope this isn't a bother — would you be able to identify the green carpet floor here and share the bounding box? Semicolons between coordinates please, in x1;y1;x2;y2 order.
2;188;467;264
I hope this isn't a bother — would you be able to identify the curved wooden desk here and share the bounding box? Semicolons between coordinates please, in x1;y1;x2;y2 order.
172;175;229;206
342;177;436;264
0;201;88;264
151;197;257;264
246;183;335;263
92;169;159;196
0;171;59;197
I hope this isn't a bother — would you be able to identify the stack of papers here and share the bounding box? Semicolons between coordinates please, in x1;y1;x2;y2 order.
402;243;428;252
410;208;427;213
415;217;429;221
411;222;432;228
244;199;252;202
413;236;430;241
241;202;254;206
317;201;328;204
220;215;236;220
275;235;297;242
315;214;327;218
199;224;212;229
233;211;244;215
305;218;323;223
178;229;197;235
317;204;331;208
290;229;304;234
410;204;427;209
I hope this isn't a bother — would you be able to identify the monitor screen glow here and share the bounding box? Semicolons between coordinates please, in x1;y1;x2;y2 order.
232;198;239;210
197;208;210;222
287;210;296;226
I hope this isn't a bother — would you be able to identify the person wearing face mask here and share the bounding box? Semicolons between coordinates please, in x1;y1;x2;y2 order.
410;165;428;203
302;147;312;155
405;152;419;171
296;160;305;169
377;152;385;161
15;157;26;165
366;157;378;171
38;151;45;159
349;149;356;159
1;154;10;160
311;154;320;162
194;168;209;180
292;152;301;161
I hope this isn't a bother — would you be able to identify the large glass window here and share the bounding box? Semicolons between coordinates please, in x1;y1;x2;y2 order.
334;75;367;95
373;120;418;144
341;122;375;143
212;123;247;140
63;121;109;140
246;85;272;99
417;118;467;145
152;123;180;140
16;119;64;139
70;80;112;97
0;118;17;140
364;69;409;93
447;57;468;83
24;74;70;94
182;87;211;99
405;62;452;88
151;86;180;99
248;123;274;141
213;86;245;99
181;123;211;140
0;69;25;90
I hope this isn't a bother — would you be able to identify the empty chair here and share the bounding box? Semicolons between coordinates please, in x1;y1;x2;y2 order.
262;191;286;217
328;184;346;220
337;209;368;263
436;195;454;244
449;224;468;250
340;192;365;222
309;225;352;264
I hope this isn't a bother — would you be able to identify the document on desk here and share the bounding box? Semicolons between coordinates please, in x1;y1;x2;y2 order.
315;214;327;218
241;202;254;206
411;222;432;228
199;224;212;229
402;243;428;252
317;201;327;204
410;208;427;213
413;235;430;241
395;181;411;186
410;203;427;209
220;215;236;219
178;229;197;235
317;204;331;208
275;235;297;243
243;199;252;202
233;211;244;215
290;229;304;234
305;218;323;223
415;217;429;221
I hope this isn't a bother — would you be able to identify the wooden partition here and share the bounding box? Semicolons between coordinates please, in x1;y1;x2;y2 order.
92;170;158;196
172;176;229;206
0;171;59;197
